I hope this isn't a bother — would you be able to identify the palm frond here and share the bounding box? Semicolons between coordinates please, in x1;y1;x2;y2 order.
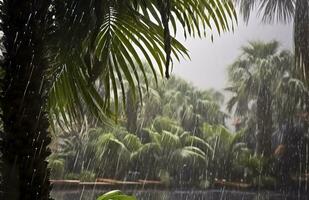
234;0;256;23
122;134;142;152
235;0;295;23
259;0;295;23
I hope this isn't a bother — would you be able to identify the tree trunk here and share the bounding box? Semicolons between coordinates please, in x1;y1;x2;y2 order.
1;0;52;199
126;89;138;134
294;0;309;85
255;84;272;156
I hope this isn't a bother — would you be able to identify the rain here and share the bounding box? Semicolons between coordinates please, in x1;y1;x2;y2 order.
0;1;309;200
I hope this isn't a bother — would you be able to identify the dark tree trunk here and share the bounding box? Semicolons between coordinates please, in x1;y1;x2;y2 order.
255;84;273;156
294;0;309;84
126;89;138;134
1;0;52;199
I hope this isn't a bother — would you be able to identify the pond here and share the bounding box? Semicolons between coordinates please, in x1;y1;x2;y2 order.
51;189;308;200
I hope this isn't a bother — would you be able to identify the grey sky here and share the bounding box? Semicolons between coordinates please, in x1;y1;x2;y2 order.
173;13;293;92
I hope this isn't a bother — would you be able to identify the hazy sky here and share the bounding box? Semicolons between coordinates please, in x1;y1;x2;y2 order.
173;13;293;92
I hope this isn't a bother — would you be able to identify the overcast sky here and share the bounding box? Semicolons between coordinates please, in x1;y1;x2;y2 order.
172;12;293;92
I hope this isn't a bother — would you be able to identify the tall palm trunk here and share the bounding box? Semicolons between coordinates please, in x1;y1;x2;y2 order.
295;0;309;131
256;84;272;156
1;0;52;199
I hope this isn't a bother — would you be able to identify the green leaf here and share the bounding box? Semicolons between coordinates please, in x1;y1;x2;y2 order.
97;190;137;200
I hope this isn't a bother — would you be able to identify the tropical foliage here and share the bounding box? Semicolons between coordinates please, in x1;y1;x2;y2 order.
227;41;297;155
0;0;236;199
49;41;309;192
226;41;309;190
48;0;237;126
49;75;251;188
1;0;309;198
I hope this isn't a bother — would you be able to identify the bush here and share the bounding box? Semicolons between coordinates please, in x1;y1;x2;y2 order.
253;176;277;189
80;170;96;182
64;173;80;180
48;157;64;179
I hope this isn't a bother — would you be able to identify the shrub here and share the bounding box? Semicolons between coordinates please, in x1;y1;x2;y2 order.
80;170;96;182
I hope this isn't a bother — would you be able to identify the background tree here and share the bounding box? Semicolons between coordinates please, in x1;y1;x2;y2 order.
226;41;295;156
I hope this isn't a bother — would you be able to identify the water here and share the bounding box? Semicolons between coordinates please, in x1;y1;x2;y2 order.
51;189;308;200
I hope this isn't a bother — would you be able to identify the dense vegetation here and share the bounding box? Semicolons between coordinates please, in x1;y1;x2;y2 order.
1;0;309;199
227;41;309;191
49;75;229;187
0;1;235;199
48;41;309;192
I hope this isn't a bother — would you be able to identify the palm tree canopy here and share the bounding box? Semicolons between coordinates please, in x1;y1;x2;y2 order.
226;41;295;115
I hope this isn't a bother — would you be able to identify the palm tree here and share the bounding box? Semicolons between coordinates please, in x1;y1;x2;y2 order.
202;123;249;182
128;74;226;136
93;132;132;178
162;77;226;135
0;0;236;199
234;0;309;86
227;41;293;156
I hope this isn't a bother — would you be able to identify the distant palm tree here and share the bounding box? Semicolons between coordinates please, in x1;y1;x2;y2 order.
234;0;309;85
227;41;293;156
157;76;226;137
